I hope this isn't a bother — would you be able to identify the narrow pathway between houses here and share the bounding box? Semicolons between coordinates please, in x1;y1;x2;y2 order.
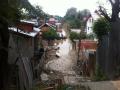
41;30;120;90
45;38;79;85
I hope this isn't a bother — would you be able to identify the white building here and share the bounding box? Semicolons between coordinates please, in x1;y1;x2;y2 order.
70;29;81;34
85;13;99;35
86;16;93;35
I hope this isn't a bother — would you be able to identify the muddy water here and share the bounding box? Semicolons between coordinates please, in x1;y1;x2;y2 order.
46;39;75;73
45;39;80;84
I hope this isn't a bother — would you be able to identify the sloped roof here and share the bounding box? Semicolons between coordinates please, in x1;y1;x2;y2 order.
39;23;56;30
20;20;38;26
9;27;40;37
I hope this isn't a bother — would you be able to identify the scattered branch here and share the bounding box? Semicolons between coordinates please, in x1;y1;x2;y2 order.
98;6;111;22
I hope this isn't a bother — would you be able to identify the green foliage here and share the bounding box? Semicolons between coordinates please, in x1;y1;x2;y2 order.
65;7;77;18
86;33;96;40
42;28;59;40
64;8;91;29
34;6;45;18
57;84;70;90
0;0;47;24
0;0;44;24
68;19;81;29
80;31;87;39
69;31;87;42
94;65;108;81
69;32;80;41
19;0;36;17
0;0;21;24
19;0;49;19
93;18;110;39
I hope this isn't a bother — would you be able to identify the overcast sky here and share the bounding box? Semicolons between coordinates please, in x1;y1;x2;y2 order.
29;0;108;17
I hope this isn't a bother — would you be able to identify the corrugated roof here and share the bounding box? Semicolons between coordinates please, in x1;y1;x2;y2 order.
9;27;40;37
20;20;38;26
39;23;56;30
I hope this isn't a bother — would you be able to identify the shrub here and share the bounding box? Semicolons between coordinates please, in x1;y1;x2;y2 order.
93;65;108;81
69;31;86;42
69;32;80;41
93;18;110;39
42;28;59;40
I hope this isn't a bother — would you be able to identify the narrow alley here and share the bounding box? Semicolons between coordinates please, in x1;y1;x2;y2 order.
45;38;79;84
41;31;120;90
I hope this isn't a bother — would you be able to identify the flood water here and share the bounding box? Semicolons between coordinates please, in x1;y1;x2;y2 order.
46;39;76;73
45;39;80;84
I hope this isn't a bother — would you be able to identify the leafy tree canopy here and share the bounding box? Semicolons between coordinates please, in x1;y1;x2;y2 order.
69;32;80;41
0;0;21;24
64;7;91;29
69;31;87;42
42;28;59;40
93;18;110;39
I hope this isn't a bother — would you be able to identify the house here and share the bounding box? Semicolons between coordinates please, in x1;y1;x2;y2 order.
39;23;57;46
8;20;41;90
85;13;99;35
56;23;65;38
56;29;63;38
85;15;94;35
39;23;56;32
48;17;57;25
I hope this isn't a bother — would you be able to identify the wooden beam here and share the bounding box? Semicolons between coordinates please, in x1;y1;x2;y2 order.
99;6;111;22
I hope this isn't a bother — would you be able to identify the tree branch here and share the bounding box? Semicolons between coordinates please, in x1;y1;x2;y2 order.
111;0;120;21
98;6;111;22
109;0;114;6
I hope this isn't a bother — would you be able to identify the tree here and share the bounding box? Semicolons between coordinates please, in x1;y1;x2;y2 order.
19;0;49;19
42;28;59;40
34;5;45;18
69;32;80;41
93;18;110;39
64;8;91;29
93;18;110;77
0;0;40;89
0;0;20;89
65;7;77;18
86;33;96;40
78;9;91;29
64;7;80;29
96;0;120;78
